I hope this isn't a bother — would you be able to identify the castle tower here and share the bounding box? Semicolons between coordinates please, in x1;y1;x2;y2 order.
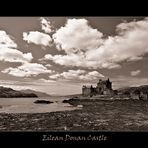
106;78;112;90
82;78;113;96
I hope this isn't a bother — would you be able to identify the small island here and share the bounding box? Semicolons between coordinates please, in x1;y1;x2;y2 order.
34;100;53;104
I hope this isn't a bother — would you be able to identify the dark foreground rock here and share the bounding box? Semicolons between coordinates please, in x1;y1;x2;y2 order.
34;100;53;104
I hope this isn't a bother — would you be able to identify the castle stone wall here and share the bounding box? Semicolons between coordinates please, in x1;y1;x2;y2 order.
82;79;112;97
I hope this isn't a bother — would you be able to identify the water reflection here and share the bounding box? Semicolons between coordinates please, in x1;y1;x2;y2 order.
0;97;81;113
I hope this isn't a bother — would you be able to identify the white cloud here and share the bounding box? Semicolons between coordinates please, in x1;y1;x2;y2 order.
2;63;52;77
79;71;105;81
49;73;61;79
0;30;33;63
23;31;52;46
43;53;85;67
38;78;56;83
52;18;103;53
61;69;86;80
40;17;53;33
43;53;121;69
130;70;141;76
0;48;33;63
49;70;104;81
0;30;17;48
44;18;148;69
45;64;52;67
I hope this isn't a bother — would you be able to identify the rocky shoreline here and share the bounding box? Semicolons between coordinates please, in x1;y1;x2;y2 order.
1;99;148;131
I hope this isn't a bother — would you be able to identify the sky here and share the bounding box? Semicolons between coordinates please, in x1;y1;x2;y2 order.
0;16;148;95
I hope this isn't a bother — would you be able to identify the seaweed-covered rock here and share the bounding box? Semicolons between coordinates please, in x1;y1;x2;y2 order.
62;98;80;106
63;98;77;103
34;100;53;104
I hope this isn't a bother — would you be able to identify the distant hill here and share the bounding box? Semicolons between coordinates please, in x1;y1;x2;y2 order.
20;89;51;97
0;86;38;98
117;85;148;94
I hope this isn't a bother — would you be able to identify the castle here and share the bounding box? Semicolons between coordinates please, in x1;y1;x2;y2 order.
82;78;113;97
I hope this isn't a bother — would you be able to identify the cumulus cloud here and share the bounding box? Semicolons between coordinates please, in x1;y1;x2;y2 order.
43;18;148;69
0;30;33;63
60;69;86;80
79;71;105;81
49;70;104;81
0;48;33;63
0;30;17;48
52;18;103;53
2;63;52;77
40;17;53;33
49;73;61;79
23;31;52;46
130;70;141;76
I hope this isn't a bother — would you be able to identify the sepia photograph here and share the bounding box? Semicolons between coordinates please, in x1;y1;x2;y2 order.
0;16;148;144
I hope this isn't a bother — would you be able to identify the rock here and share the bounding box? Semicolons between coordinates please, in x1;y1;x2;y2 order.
62;99;69;103
34;100;53;104
62;98;78;103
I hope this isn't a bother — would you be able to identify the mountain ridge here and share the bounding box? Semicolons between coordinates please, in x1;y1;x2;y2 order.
0;86;38;98
117;85;148;94
20;89;51;97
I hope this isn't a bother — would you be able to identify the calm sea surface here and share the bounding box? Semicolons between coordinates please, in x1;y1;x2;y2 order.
0;96;79;113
